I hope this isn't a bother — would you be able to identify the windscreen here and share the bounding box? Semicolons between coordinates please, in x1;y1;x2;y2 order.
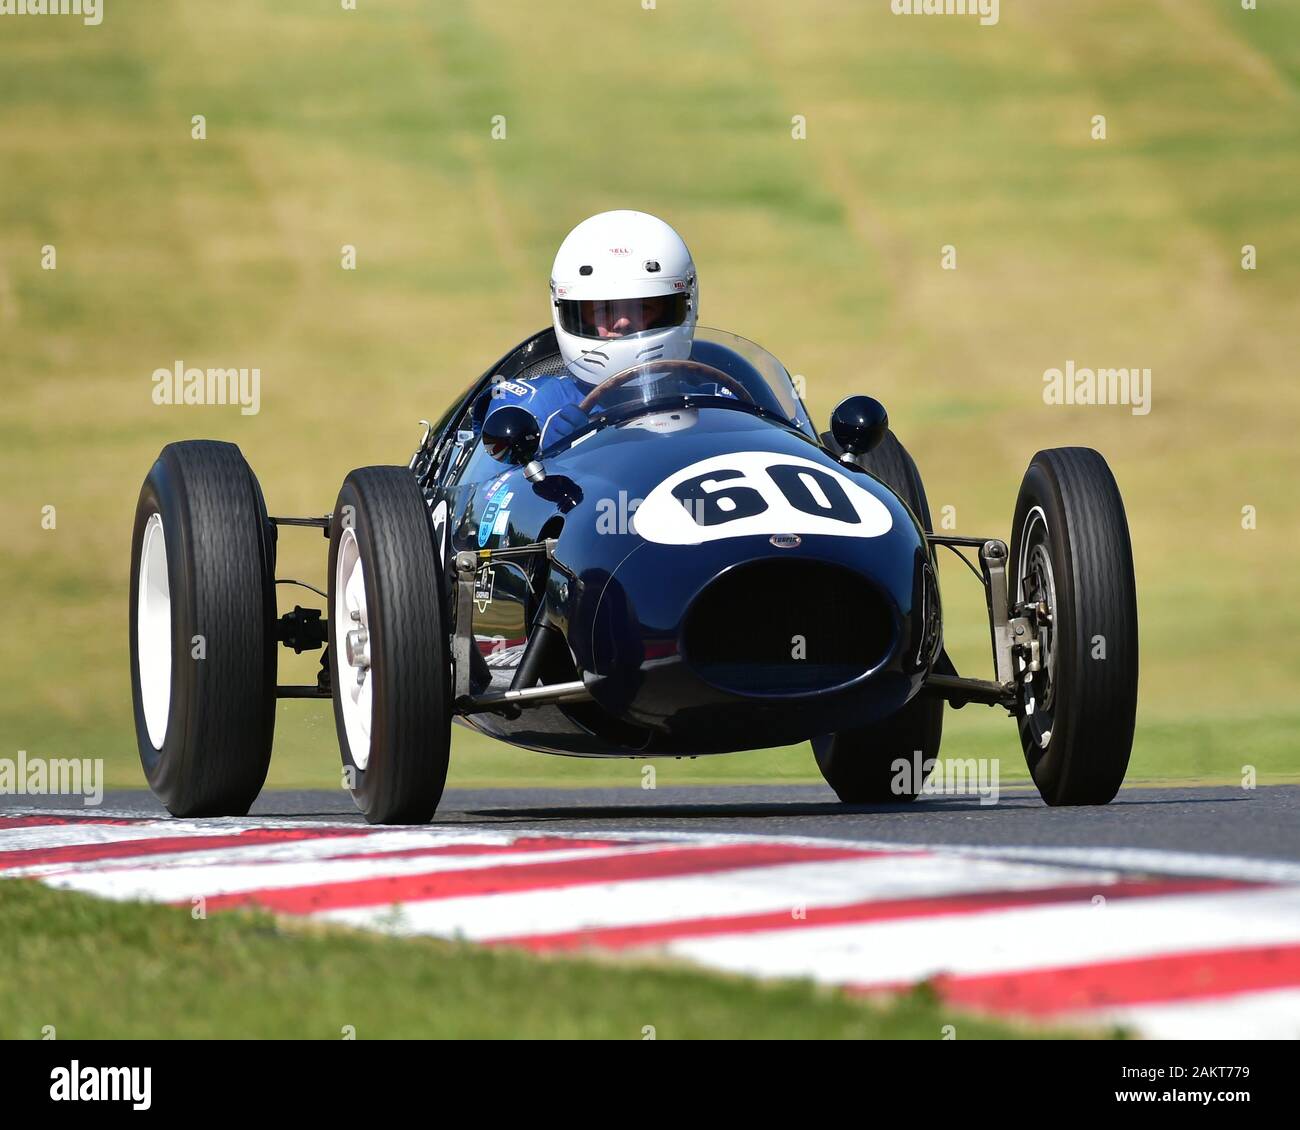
563;326;814;436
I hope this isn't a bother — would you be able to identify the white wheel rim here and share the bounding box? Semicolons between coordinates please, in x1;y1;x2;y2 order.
137;513;172;749
334;526;373;770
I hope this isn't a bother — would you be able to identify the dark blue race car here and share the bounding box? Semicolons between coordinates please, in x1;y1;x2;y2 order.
129;327;1139;823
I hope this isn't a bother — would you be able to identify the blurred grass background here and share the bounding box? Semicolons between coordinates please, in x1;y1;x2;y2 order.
1;0;1296;791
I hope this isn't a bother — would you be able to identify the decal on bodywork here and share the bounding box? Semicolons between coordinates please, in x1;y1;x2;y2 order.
634;452;892;546
430;499;448;563
478;483;514;548
474;566;496;613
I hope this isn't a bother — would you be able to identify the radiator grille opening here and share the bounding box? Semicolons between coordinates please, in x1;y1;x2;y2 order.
681;559;893;695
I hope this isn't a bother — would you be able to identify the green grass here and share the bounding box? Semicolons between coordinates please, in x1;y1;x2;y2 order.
1;0;1298;790
0;880;1092;1039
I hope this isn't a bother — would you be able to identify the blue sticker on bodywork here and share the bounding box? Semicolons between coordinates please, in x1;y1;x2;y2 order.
478;482;513;547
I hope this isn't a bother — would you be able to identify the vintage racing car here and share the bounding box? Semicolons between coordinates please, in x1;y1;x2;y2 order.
129;327;1139;822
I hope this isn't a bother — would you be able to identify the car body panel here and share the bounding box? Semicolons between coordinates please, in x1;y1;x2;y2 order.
417;330;941;757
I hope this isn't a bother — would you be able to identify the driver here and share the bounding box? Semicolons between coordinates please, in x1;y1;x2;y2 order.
483;210;699;449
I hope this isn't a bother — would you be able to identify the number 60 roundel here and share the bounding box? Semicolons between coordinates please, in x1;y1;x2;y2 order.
632;452;893;546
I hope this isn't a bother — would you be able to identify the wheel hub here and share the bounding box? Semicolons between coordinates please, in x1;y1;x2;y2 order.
345;628;370;671
1015;508;1058;749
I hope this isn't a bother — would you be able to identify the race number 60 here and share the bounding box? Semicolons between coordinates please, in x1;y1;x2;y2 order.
671;463;860;527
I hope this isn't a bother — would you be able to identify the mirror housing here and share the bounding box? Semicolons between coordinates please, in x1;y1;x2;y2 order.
830;396;889;457
482;405;542;470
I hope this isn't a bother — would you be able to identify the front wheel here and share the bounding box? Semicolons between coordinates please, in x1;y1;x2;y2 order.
129;440;278;816
812;430;942;802
813;694;943;803
1010;447;1138;805
328;467;451;824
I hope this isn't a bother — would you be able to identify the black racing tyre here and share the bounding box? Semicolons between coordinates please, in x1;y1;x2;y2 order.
129;440;278;816
813;430;943;803
328;466;451;824
1010;447;1138;805
853;429;934;532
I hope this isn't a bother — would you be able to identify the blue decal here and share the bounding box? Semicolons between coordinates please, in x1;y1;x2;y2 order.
478;483;513;547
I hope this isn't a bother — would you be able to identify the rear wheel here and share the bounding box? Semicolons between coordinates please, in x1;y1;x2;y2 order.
813;431;943;802
328;467;451;824
129;440;277;816
1010;447;1137;805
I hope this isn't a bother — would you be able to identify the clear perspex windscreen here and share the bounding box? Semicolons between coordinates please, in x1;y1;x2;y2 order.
562;326;813;435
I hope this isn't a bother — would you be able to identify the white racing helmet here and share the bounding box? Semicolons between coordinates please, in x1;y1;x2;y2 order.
550;210;698;385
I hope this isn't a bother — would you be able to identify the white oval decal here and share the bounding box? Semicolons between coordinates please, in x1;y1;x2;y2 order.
634;452;892;545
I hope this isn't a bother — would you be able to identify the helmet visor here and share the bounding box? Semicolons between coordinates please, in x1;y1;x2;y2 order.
556;292;688;340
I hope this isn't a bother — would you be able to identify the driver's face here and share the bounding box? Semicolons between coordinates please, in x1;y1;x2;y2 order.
596;312;630;338
595;295;674;338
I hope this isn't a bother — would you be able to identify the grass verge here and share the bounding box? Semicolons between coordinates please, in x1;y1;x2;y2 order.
0;880;1098;1040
